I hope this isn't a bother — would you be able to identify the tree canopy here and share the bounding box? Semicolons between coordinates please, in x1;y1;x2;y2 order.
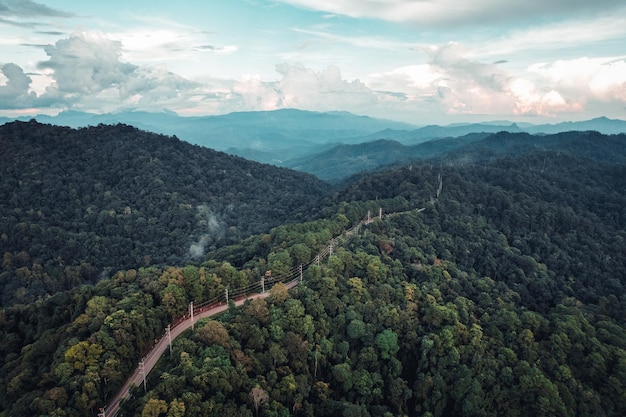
0;121;328;306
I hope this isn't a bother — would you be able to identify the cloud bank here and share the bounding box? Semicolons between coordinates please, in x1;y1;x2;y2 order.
225;63;376;113
1;32;200;112
1;30;625;122
361;43;602;118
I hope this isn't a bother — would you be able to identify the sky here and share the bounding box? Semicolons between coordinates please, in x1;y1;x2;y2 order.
1;0;625;124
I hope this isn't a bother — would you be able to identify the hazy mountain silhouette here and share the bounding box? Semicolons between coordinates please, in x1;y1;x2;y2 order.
5;110;625;168
288;130;626;181
15;109;416;152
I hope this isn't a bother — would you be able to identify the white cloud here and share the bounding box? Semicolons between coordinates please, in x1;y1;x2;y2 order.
111;28;238;65
2;28;623;123
0;31;254;115
292;27;417;51
216;63;377;114
480;13;626;59
367;64;442;93
222;47;584;120
276;63;376;110
38;32;137;95
0;63;37;109
364;42;586;118
0;32;201;113
277;0;626;26
0;0;72;18
509;79;580;116
528;57;626;102
230;76;280;111
442;47;588;117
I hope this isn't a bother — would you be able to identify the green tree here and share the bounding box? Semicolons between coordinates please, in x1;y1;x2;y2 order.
142;398;168;417
268;250;292;276
347;319;367;340
269;282;289;304
160;284;187;319
290;243;311;266
333;363;353;391
182;265;202;301
196;320;231;348
375;329;399;360
167;399;185;417
64;341;103;372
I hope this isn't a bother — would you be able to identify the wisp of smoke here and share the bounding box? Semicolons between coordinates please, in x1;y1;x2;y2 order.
188;204;225;259
189;235;210;258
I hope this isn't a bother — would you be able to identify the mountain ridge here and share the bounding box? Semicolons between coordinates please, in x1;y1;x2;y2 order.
3;110;625;166
5;109;417;151
286;130;626;181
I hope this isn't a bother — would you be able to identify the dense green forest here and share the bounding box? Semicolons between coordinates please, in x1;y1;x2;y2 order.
0;121;327;306
0;122;625;416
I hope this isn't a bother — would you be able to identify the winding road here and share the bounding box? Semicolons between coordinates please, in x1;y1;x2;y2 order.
102;280;300;416
100;207;424;416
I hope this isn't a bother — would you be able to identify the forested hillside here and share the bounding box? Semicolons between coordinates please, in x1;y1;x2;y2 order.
0;121;328;306
0;123;625;417
287;130;626;181
285;133;498;181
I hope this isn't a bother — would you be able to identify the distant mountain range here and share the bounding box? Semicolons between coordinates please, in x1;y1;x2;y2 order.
2;110;625;180
286;130;626;181
0;109;414;155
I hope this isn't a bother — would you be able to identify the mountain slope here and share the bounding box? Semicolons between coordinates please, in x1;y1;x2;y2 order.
335;151;626;312
285;133;495;181
443;130;626;165
0;121;329;306
286;139;411;181
288;130;626;181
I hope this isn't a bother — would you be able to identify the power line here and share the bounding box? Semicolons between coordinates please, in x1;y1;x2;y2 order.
101;209;406;416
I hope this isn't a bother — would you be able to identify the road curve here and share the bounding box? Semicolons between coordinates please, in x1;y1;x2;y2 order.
103;281;298;416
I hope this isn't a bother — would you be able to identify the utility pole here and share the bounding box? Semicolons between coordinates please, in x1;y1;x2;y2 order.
299;264;303;282
166;324;172;358
329;239;334;257
314;345;319;380
189;301;194;331
437;174;443;198
379;207;382;220
225;287;229;304
261;275;265;293
139;359;147;393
